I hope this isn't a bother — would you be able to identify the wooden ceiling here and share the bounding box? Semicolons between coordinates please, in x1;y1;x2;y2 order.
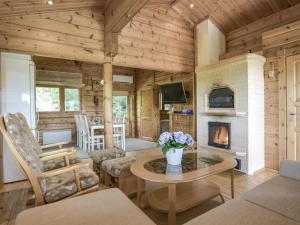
0;0;299;33
172;0;300;33
0;0;175;18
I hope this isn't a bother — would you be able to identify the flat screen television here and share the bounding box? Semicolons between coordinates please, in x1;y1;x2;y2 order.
161;82;187;104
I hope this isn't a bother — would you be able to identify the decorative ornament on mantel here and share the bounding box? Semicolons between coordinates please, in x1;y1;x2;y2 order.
158;132;194;166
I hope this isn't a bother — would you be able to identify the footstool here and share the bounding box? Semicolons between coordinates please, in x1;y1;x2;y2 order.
101;156;137;196
90;149;126;181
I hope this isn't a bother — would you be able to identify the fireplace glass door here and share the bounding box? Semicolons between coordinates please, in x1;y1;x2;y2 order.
208;122;230;149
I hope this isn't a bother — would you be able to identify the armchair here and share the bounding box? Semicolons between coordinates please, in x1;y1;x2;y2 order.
0;113;99;205
16;113;81;171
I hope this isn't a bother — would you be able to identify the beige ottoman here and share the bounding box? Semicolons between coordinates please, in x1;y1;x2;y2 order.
101;156;137;196
16;189;155;225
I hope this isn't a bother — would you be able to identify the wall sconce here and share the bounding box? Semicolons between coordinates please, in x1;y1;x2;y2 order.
92;80;103;91
268;62;277;80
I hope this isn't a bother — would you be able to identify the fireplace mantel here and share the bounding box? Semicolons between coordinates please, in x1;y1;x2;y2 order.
198;111;247;117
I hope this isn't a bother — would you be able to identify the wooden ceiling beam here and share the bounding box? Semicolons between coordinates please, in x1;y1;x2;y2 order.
104;0;149;57
171;0;195;26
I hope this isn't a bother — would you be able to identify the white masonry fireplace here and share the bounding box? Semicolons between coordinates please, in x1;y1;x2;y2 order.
196;53;266;175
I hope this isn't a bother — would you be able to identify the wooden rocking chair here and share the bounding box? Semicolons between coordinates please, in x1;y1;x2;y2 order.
0;113;99;206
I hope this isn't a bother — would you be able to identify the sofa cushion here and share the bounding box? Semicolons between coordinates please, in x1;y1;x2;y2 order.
101;156;136;178
280;160;300;181
42;156;81;171
16;189;156;225
4;113;43;174
90;149;126;174
242;176;300;222
41;168;99;203
184;199;299;225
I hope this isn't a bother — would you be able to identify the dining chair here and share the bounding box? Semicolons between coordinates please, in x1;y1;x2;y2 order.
0;113;99;205
74;115;81;147
78;114;86;149
81;115;105;152
113;117;126;151
113;127;123;149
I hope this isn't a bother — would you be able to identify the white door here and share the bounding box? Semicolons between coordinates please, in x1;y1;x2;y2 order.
287;54;300;161
1;52;36;183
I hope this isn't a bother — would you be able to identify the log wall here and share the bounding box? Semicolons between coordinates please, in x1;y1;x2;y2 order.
33;57;135;143
262;21;300;170
117;7;195;72
0;6;194;73
220;5;300;171
135;70;195;139
223;4;300;59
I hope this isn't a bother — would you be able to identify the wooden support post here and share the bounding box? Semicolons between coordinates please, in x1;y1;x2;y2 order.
137;177;146;208
231;169;235;199
0;53;3;189
103;63;113;149
168;183;177;225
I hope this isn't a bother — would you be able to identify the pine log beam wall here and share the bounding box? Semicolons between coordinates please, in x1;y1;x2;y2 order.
0;5;193;73
222;4;300;59
135;70;195;139
104;0;149;56
218;5;300;171
115;7;195;72
33;57;136;143
0;8;106;63
262;20;300;170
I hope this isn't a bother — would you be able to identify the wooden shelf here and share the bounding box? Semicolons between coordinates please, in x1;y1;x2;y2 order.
198;111;246;117
147;180;221;213
198;144;247;157
169;113;193;116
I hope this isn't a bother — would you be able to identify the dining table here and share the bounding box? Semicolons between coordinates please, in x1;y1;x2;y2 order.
89;122;126;151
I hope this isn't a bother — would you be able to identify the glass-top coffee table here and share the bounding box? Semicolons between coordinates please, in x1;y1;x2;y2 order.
130;148;237;225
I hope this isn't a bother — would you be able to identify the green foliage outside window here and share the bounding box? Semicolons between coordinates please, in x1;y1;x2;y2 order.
36;87;80;112
113;96;127;118
65;88;80;111
36;87;60;112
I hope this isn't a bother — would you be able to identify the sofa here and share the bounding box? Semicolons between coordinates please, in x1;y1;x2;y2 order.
185;160;300;225
16;188;156;225
16;160;300;225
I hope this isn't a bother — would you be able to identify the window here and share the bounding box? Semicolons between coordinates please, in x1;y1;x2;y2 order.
36;86;80;112
36;87;60;112
65;88;80;111
113;96;127;118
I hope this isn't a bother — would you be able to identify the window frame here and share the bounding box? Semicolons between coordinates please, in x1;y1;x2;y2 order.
36;85;81;113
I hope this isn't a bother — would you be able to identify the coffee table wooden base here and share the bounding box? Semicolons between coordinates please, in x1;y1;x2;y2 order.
131;149;237;225
147;180;222;214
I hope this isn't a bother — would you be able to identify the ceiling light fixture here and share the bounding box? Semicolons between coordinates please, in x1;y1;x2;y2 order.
190;3;194;8
47;0;53;5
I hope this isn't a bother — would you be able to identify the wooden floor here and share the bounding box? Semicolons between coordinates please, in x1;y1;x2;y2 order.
0;170;276;225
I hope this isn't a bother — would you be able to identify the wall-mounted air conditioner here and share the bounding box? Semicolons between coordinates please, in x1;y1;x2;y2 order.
113;75;133;83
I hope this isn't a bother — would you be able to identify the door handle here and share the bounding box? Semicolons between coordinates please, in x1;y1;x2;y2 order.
289;113;296;116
